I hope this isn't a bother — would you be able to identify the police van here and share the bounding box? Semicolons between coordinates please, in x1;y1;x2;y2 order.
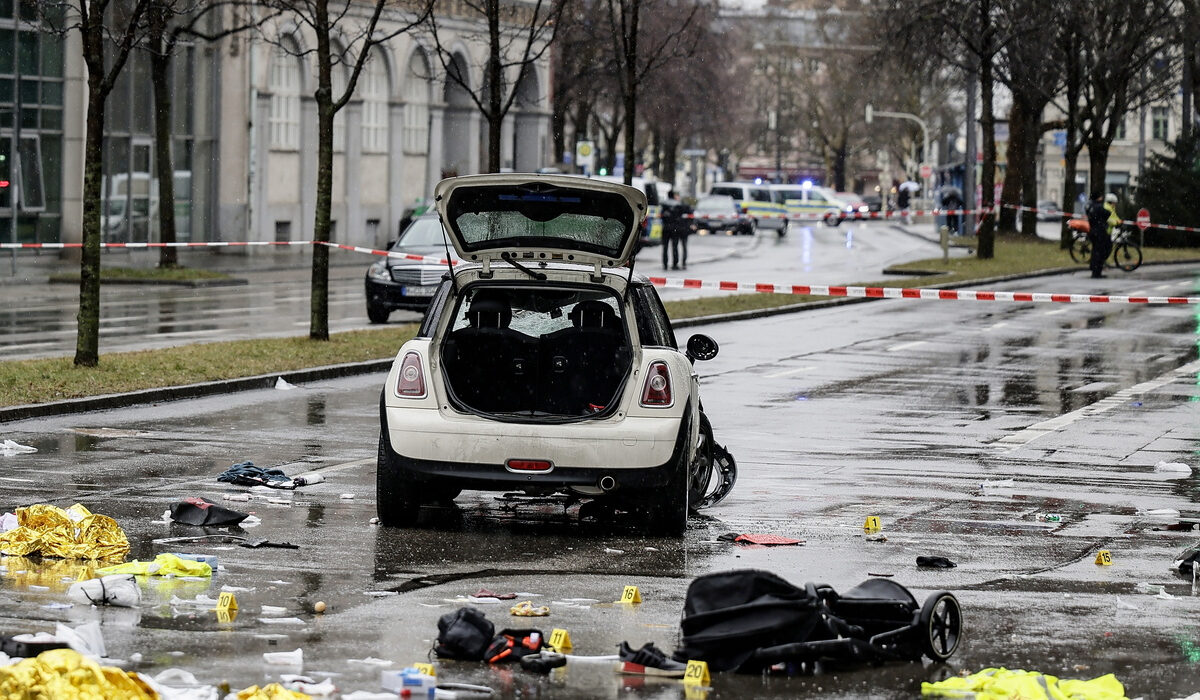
768;183;844;226
708;182;789;235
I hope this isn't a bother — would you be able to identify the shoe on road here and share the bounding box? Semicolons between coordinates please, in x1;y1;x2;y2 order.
616;641;687;678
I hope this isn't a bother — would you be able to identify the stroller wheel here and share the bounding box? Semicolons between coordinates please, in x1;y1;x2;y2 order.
919;592;962;661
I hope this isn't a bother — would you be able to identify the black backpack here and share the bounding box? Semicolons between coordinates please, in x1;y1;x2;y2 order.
434;607;495;660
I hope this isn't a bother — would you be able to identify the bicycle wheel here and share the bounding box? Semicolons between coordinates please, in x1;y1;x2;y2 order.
1112;242;1142;272
1069;236;1092;265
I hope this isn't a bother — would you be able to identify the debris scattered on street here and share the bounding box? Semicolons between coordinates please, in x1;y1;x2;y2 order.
218;461;294;488
917;556;957;569
238;539;299;550
1155;461;1192;476
236;682;309;699
603;547;625;554
716;532;804;546
275;377;298;390
346;657;394;666
96;553;213;577
169;498;250;527
510;601;550;616
1035;513;1063;523
0;649;152;698
263;648;304;665
472;589;517;600
865;533;888;542
0;439;37;456
921;667;1127;699
0;503;129;560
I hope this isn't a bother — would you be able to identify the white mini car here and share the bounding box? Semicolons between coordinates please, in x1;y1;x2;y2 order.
377;174;734;535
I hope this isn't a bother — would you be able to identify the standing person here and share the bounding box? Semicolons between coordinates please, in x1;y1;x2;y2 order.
940;187;964;235
661;189;693;270
1085;191;1112;278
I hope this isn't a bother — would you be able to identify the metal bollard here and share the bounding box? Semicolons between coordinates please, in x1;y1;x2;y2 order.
940;225;949;263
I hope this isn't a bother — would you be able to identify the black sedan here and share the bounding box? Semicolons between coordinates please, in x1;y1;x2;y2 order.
692;195;755;236
365;215;458;323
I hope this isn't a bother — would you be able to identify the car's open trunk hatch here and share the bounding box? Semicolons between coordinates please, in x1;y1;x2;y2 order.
440;285;632;419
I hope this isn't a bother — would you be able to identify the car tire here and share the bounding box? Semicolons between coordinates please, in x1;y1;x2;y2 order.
643;409;693;536
376;429;420;526
778;220;789;237
367;304;391;324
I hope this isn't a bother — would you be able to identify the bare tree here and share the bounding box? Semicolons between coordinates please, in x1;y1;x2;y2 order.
605;0;703;185
144;0;276;268
44;0;154;366
875;0;1020;259
423;0;565;173
262;0;431;341
551;0;611;168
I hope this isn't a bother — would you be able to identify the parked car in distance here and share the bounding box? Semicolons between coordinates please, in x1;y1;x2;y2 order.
1036;200;1065;221
377;173;731;535
836;192;870;215
692;194;755;236
861;194;883;213
365;215;458;323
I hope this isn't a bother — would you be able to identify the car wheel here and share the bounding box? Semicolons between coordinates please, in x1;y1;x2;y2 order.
376;430;420;526
367;304;391;324
1069;236;1091;265
778;220;789;237
823;211;841;227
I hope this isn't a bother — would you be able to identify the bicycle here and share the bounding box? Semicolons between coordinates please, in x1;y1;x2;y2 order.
1068;223;1143;272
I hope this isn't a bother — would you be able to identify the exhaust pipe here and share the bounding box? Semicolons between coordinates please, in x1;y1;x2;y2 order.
598;475;618;492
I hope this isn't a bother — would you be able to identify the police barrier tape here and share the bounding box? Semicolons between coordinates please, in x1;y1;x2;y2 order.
1002;203;1200;235
3;238;1197;303
646;275;1200;305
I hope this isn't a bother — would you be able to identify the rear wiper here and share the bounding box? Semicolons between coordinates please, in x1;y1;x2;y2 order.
499;253;547;280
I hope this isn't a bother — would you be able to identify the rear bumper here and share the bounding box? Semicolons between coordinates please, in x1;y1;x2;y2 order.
380;402;686;491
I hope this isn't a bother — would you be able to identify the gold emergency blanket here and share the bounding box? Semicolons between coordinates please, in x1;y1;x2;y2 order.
236;683;311;700
0;648;157;699
922;667;1128;700
0;503;129;561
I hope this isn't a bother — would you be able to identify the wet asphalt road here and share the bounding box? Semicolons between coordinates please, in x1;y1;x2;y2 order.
0;220;944;360
2;264;1200;698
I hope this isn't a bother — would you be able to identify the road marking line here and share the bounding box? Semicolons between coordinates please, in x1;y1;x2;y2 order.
886;341;927;352
1043;308;1069;315
995;358;1200;450
764;366;816;378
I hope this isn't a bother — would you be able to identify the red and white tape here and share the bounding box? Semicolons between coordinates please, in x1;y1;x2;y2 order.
647;275;1200;305
1003;203;1200;235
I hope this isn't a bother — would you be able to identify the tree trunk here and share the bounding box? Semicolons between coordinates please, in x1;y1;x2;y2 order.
621;0;640;185
486;0;502;172
1019;117;1042;237
76;76;106;367
662;132;678;186
997;101;1024;233
977;53;996;259
1087;134;1111;197
832;131;848;192
149;15;179;267
310;0;333;341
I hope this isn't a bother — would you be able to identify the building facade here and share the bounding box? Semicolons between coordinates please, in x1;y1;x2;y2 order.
0;2;553;253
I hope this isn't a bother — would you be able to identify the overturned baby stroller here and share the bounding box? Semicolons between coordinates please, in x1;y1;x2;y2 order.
673;569;962;674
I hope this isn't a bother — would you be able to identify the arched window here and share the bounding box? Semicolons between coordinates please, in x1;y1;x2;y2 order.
268;44;301;150
361;52;389;153
403;51;430;155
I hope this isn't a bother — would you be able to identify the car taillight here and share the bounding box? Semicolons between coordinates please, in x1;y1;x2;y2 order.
640;361;673;407
395;352;426;398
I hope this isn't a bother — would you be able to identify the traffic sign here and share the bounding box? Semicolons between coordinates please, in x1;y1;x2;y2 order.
919;163;933;180
575;140;595;171
1136;208;1151;231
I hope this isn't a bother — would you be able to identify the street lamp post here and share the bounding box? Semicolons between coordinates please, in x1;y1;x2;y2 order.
865;104;930;203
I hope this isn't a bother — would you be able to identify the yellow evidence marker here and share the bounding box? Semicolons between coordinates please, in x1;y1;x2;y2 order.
616;585;642;604
683;660;711;685
1095;550;1113;566
412;663;436;677
214;591;238;612
863;516;881;533
549;628;574;653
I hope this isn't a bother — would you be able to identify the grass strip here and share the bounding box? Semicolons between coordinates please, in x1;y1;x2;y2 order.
48;267;234;283
4;234;1199;408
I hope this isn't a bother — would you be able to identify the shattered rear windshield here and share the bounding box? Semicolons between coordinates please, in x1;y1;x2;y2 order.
446;181;636;258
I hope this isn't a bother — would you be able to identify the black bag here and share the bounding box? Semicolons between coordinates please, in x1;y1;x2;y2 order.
483;628;546;664
673;569;831;672
435;607;495;660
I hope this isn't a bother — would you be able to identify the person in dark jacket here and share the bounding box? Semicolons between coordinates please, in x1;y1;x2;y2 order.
661;190;694;270
1085;190;1112;278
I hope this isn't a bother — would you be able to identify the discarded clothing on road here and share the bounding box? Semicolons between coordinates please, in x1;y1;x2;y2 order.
169;497;249;527
0;439;37;455
716;532;804;546
435;607;495;660
217;461;294;489
917;556;958;569
0;648;156;699
921;667;1128;699
96;552;213;578
0;503;129;561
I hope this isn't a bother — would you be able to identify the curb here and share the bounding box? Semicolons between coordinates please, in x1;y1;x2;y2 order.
4;261;1197;424
47;277;250;288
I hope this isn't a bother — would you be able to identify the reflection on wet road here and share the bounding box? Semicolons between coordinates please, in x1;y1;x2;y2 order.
1;265;1199;697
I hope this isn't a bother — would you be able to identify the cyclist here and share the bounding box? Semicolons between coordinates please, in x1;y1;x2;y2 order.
1085;191;1112;279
